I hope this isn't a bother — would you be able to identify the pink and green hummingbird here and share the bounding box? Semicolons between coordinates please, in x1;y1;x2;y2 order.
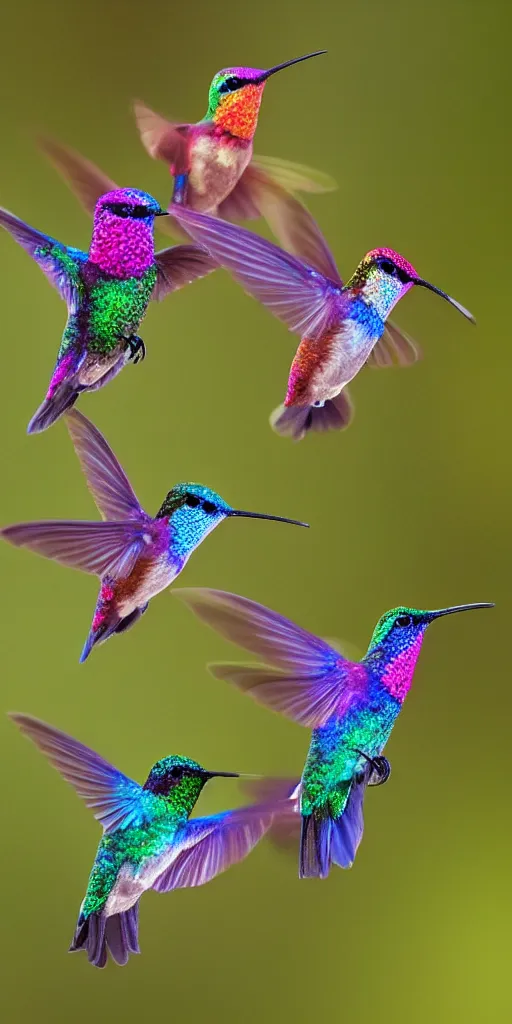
170;206;476;439
39;52;335;252
175;589;494;877
10;713;276;967
0;190;214;433
1;410;308;661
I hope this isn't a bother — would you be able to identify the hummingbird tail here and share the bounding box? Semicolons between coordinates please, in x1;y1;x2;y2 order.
300;778;367;878
80;602;149;662
270;391;354;441
70;905;140;968
27;381;80;434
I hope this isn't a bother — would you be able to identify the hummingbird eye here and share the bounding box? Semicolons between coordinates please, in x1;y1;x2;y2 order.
395;614;412;628
185;494;201;508
168;765;184;780
106;202;132;218
219;76;243;93
379;260;396;276
202;500;217;514
131;204;152;219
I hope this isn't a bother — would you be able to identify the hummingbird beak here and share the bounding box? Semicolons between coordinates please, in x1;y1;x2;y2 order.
228;509;309;528
204;770;262;779
428;602;495;621
259;50;327;82
414;278;476;323
155;208;169;217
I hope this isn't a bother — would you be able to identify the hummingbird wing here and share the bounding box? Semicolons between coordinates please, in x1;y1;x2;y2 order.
251;155;337;195
65;409;144;521
216;156;337;223
366;320;422;367
152;245;216;301
9;714;145;832
0;207;85;308
1;519;150;578
133;100;189;169
39;136;117;216
170;206;343;341
151;804;274;891
174;588;359;728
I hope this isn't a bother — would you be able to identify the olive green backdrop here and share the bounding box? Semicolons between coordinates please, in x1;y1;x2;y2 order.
0;1;509;1021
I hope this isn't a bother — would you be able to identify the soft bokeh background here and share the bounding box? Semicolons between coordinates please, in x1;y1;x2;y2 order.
0;1;510;1021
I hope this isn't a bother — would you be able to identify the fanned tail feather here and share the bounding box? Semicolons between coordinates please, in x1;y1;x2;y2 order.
270;391;354;441
70;905;140;968
300;776;369;878
27;381;80;434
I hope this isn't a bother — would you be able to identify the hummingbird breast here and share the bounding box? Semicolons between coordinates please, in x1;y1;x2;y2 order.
187;128;252;212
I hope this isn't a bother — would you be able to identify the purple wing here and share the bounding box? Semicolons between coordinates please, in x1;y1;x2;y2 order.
0;206;84;307
170;206;343;341
152;804;274;891
39;136;118;217
153;244;217;301
65;409;144;521
9;714;143;832
367;320;422;368
174;588;356;727
241;777;301;851
1;519;148;579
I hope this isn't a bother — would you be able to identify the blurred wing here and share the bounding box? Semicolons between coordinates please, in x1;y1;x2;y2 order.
39;136;118;217
153;244;217;301
240;777;301;852
171;206;342;340
133;100;189;168
65;409;144;520
0;206;84;306
175;588;355;727
367;321;422;368
252;155;337;194
10;714;144;832
1;519;148;578
152;805;273;891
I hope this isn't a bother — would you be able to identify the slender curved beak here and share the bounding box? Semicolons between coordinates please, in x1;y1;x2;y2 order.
414;278;475;323
205;770;262;779
428;602;495;620
229;509;309;528
155;208;169;217
260;50;327;81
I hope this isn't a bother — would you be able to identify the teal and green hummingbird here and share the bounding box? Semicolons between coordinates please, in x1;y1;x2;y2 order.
10;713;275;967
1;410;308;661
175;589;494;877
0;189;214;432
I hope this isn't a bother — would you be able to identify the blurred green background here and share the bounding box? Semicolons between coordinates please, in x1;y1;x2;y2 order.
0;1;510;1021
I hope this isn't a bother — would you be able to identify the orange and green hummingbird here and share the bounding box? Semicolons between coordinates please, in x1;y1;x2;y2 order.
10;713;275;967
175;589;494;877
39;52;335;253
170;206;476;439
1;410;308;661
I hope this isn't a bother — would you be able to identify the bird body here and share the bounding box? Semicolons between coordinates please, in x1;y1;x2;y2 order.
171;207;475;439
1;410;307;660
10;715;275;967
0;189;214;432
176;589;493;877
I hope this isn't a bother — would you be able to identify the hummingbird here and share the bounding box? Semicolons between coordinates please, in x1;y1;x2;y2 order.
170;205;476;439
1;410;308;661
10;713;276;967
0;189;214;433
39;52;335;253
174;588;494;877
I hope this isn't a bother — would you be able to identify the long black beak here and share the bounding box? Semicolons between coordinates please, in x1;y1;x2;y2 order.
415;278;475;323
205;770;262;779
229;509;309;528
260;50;327;81
155;208;169;217
428;602;494;620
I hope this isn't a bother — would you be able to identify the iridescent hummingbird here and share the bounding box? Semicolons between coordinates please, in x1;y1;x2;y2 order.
10;713;275;967
170;206;476;439
0;190;214;433
1;410;307;661
39;52;335;252
175;589;494;877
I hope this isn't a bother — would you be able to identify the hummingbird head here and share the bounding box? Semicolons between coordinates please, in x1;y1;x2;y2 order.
206;51;326;140
350;248;475;324
90;188;167;278
155;482;308;561
143;754;239;817
366;603;494;702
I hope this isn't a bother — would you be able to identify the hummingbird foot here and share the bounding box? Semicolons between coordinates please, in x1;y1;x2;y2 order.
124;335;146;364
353;749;391;787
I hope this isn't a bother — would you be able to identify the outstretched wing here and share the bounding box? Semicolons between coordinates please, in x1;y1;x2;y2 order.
1;519;149;579
153;245;216;301
65;409;144;521
133;100;189;170
367;320;422;368
10;714;144;832
0;206;85;308
39;136;117;216
152;804;274;891
170;206;343;341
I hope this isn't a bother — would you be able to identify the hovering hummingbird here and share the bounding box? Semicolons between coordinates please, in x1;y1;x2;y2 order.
1;410;308;661
170;205;476;439
175;589;494;877
0;190;214;433
39;52;335;253
10;713;276;967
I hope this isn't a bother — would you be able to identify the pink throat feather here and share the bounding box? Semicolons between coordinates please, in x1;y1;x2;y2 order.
89;211;155;279
380;634;425;703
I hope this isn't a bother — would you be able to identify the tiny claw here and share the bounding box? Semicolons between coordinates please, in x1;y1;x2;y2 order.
124;335;146;364
352;749;391;787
